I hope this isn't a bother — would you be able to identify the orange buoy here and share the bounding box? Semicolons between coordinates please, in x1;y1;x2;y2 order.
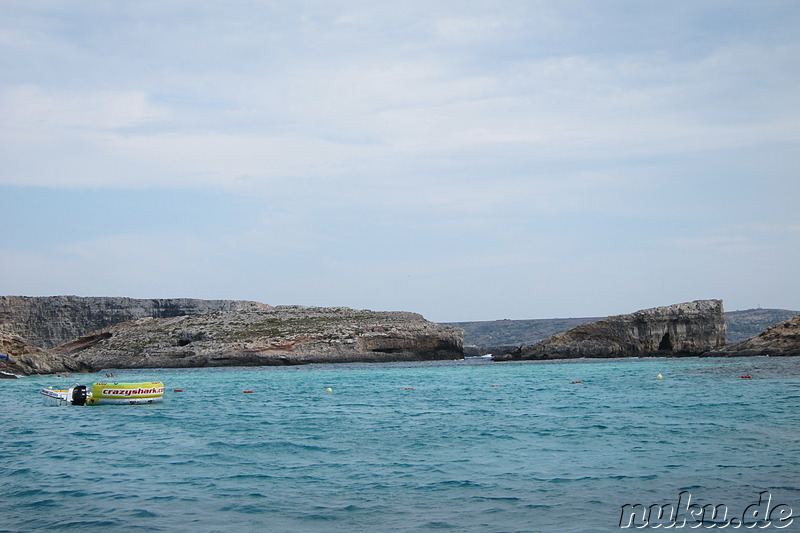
243;390;254;393
571;381;583;384
173;389;184;392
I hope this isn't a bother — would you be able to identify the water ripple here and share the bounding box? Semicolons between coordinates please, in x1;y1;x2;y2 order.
3;357;799;532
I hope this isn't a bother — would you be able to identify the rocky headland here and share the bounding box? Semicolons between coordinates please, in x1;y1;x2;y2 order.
493;300;726;361
53;306;464;369
707;314;800;356
0;297;464;375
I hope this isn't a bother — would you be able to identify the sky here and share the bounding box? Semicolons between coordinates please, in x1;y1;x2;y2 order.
1;1;799;322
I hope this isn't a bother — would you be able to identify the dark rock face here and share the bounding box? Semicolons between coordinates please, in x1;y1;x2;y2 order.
54;306;464;369
0;296;270;349
494;300;726;360
707;315;800;356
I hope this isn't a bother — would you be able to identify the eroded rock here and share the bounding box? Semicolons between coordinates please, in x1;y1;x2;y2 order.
494;300;726;360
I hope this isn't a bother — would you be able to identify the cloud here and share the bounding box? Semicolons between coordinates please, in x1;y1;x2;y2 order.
4;2;797;182
1;1;799;320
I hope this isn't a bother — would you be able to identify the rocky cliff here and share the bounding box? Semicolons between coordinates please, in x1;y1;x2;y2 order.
54;306;464;369
707;315;800;356
0;327;93;378
0;296;269;349
450;308;799;348
493;300;726;360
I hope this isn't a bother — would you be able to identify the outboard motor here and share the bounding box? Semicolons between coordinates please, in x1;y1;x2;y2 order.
71;385;88;406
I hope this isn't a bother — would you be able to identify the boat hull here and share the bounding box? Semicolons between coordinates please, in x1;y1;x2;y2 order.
87;382;164;405
40;381;165;406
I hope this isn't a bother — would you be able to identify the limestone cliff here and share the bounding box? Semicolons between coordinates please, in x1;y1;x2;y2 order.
494;300;726;360
0;296;269;349
450;308;799;348
54;306;464;369
707;315;800;356
0;327;93;378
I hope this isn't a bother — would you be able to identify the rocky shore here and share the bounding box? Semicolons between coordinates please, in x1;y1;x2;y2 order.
0;327;92;377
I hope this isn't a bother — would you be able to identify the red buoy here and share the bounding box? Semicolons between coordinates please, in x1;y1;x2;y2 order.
173;389;184;392
243;390;254;393
571;381;583;384
741;375;752;379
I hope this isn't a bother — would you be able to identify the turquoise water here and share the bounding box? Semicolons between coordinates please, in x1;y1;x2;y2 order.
2;357;799;532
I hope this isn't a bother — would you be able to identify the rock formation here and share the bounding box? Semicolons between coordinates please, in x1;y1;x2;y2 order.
707;315;800;356
0;296;269;349
0;327;93;378
54;306;464;369
493;300;726;360
450;308;799;348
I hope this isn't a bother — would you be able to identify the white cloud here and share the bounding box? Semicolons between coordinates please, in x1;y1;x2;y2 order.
3;5;798;193
1;1;799;319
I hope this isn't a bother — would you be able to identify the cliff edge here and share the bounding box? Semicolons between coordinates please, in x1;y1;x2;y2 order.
494;300;726;360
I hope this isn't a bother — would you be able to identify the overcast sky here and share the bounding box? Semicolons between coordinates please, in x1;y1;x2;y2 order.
1;1;798;322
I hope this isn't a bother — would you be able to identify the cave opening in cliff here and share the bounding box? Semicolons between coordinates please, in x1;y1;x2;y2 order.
658;332;673;351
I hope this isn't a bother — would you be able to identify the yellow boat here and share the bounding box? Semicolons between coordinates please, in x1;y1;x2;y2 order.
41;381;165;406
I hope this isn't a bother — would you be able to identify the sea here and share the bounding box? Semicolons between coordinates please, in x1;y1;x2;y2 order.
2;356;799;533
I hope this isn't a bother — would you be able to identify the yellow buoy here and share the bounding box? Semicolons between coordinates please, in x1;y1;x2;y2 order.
326;387;333;393
657;373;663;380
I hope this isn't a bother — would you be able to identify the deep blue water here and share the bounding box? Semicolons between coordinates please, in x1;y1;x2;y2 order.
2;357;799;532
